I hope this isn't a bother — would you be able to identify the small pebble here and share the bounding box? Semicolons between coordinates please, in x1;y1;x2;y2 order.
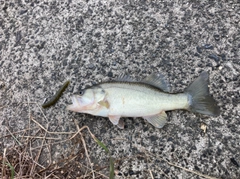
101;61;107;66
0;81;5;89
208;54;220;62
196;46;202;53
221;54;226;61
107;71;113;77
87;64;95;69
213;34;220;41
230;158;239;167
129;169;134;175
19;9;28;15
203;44;214;49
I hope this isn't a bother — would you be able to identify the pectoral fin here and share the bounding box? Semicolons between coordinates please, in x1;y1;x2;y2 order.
143;111;167;128
108;115;121;125
108;116;124;129
98;100;110;109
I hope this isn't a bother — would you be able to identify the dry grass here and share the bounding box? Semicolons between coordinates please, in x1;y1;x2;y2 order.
1;120;111;178
0;99;111;179
0;99;221;179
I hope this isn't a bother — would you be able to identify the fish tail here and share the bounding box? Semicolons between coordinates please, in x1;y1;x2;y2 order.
185;71;220;116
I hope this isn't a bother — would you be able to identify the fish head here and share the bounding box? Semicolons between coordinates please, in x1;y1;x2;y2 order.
67;86;106;113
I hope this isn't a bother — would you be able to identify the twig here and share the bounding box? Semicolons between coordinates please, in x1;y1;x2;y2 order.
22;136;61;140
77;162;109;179
111;138;127;141
5;127;22;146
36;103;50;123
44;141;52;171
149;169;154;179
0;127;39;139
73;119;95;179
164;159;220;179
69;126;90;140
69;124;97;142
27;95;31;138
0;106;5;109
18;147;24;177
30;139;70;150
30;117;75;135
1;148;7;179
30;126;48;176
46;173;61;179
159;168;171;179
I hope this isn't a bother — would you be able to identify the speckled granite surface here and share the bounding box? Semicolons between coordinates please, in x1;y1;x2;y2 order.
0;0;239;178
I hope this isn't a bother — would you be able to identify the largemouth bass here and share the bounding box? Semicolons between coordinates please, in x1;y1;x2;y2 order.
67;71;220;129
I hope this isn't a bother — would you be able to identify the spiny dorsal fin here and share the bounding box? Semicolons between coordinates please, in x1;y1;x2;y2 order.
141;73;171;92
115;73;136;82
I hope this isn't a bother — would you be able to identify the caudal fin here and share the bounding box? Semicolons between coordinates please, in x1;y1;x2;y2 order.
185;71;220;116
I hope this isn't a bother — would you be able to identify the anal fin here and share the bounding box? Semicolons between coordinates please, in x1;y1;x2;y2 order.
117;119;125;129
143;111;167;128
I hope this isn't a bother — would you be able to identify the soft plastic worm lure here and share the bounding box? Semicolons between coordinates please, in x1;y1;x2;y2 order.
42;80;70;108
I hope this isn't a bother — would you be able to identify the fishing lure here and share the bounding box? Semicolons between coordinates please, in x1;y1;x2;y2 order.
42;80;70;108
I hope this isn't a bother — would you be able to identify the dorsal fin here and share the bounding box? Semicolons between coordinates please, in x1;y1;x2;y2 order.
115;73;136;82
141;73;171;92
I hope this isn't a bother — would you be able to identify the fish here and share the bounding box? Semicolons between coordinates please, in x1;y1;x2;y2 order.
67;71;220;129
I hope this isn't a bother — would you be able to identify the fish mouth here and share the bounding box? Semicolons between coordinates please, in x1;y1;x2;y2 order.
66;96;81;112
66;96;95;112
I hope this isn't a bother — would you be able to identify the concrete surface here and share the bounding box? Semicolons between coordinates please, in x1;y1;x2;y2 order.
0;0;239;178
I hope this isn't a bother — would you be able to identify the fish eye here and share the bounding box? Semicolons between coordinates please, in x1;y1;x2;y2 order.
79;90;85;96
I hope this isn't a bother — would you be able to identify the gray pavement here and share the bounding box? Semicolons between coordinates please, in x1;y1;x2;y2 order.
0;0;239;178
